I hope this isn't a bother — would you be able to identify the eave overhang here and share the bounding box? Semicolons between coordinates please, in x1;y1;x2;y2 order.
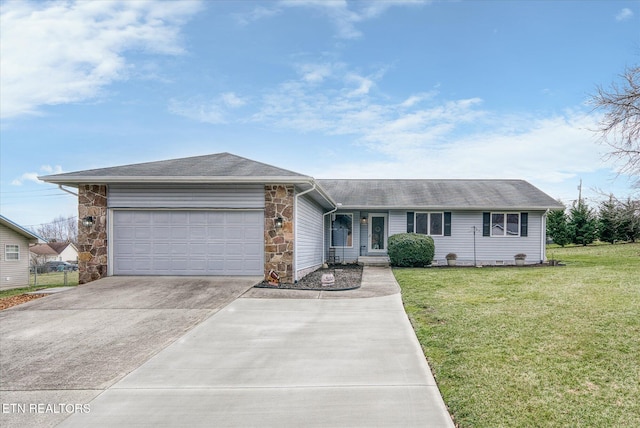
39;175;338;210
333;205;563;211
39;175;317;186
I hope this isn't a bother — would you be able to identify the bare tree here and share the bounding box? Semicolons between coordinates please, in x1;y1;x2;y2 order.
590;65;640;186
36;215;78;245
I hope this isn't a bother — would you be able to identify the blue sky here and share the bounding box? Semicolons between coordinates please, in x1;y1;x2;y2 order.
1;0;639;230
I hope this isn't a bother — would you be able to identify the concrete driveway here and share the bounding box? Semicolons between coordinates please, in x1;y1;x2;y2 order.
0;276;260;428
2;268;453;427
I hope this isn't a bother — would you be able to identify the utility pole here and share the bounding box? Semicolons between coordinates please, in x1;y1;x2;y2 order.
577;179;583;203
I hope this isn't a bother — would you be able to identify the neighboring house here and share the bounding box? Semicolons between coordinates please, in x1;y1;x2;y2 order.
30;243;59;265
30;242;79;265
0;215;41;290
40;152;564;284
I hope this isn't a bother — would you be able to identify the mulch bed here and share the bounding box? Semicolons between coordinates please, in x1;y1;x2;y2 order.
255;264;363;291
0;294;47;311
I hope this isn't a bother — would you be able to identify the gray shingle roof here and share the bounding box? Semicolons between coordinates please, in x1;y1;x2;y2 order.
316;179;563;210
40;152;562;210
0;215;42;242
40;153;312;184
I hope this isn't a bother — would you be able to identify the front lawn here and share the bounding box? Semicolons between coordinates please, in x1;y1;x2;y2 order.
0;272;78;300
30;270;78;287
395;243;640;427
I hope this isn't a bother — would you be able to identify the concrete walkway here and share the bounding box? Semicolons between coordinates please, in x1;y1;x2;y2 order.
58;267;454;427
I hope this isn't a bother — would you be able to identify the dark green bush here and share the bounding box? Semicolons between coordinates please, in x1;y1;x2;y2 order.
387;233;435;267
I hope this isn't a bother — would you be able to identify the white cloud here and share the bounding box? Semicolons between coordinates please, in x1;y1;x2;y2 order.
241;0;428;39
247;61;607;201
168;98;226;125
221;92;247;108
169;92;248;124
13;165;64;185
235;5;281;26
296;62;342;83
40;165;64;174
0;0;202;119
615;8;634;21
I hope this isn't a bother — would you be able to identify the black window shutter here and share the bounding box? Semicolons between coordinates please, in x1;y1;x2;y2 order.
520;212;528;237
483;212;490;236
407;212;414;233
444;212;452;236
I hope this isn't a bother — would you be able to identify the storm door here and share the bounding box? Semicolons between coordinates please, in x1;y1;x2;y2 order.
368;214;387;253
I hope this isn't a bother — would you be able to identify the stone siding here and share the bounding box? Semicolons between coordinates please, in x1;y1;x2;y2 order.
78;185;108;284
264;185;294;283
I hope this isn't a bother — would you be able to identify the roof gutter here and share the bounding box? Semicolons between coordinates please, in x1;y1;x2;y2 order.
322;204;340;266
57;185;78;197
40;175;320;186
334;205;563;211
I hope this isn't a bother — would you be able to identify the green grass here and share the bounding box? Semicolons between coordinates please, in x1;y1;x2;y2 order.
0;272;78;299
30;270;79;287
395;243;640;428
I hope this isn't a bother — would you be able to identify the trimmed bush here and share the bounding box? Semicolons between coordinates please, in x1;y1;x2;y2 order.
387;233;435;267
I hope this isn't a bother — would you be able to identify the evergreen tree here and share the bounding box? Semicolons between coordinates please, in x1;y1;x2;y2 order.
568;199;598;246
547;207;570;247
618;198;640;243
598;195;621;244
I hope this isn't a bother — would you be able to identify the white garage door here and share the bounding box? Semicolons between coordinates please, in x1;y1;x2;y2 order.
112;210;264;276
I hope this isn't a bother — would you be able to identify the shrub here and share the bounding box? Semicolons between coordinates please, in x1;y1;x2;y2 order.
388;233;435;267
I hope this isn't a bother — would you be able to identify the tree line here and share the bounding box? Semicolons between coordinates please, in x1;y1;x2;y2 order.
34;215;78;246
547;196;640;246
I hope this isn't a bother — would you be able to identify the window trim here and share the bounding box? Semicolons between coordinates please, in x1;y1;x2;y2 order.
330;213;354;248
415;212;445;237
490;212;521;237
5;244;20;261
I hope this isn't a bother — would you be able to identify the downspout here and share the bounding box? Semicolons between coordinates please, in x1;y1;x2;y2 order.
541;209;549;263
58;185;78;197
322;205;340;266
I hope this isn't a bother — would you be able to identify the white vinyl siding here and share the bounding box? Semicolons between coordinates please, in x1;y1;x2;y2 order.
431;211;542;264
295;194;324;278
108;184;265;209
387;210;545;264
0;227;31;289
388;211;406;236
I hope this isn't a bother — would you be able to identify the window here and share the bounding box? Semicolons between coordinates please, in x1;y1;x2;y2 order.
5;244;19;261
331;214;353;247
490;212;520;237
415;212;444;236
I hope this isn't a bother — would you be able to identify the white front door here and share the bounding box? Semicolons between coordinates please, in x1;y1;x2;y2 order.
368;214;388;253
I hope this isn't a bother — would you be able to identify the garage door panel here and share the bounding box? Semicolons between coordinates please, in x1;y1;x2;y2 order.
154;243;171;255
189;243;207;253
207;244;225;256
189;227;207;239
133;244;151;255
152;258;171;271
114;210;264;275
133;212;152;224
207;227;225;239
171;227;188;239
